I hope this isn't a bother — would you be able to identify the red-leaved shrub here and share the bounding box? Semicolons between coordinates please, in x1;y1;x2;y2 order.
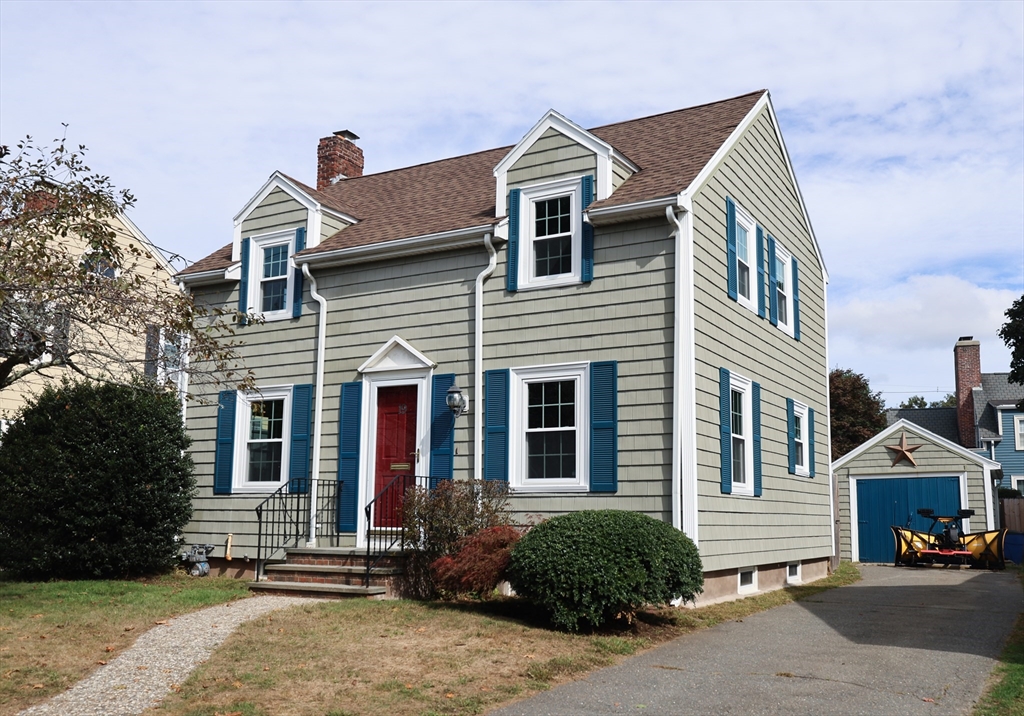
430;525;522;598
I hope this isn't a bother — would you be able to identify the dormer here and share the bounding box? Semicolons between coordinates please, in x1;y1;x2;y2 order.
493;110;638;292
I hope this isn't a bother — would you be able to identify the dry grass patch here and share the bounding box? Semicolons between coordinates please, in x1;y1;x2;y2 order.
150;562;861;716
0;574;249;715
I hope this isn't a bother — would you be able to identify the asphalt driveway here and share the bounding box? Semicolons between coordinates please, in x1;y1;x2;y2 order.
491;565;1022;716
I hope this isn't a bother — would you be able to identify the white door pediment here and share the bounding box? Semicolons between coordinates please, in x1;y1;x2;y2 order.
358;335;437;373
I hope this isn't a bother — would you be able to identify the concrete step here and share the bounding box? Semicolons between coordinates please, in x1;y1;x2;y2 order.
283;546;406;569
248;580;387;599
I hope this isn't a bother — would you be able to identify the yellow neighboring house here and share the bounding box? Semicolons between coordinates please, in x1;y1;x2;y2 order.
0;212;178;421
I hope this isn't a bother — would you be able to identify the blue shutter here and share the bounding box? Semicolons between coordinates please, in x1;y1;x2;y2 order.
288;384;312;493
484;369;509;482
786;398;796;474
726;198;738;301
506;189;521;293
238;237;250;325
581;175;595;283
768;235;779;326
719;368;732;494
213;391;236;495
808;408;816;477
292;227;306;319
792;256;801;341
753;382;762;497
429;374;455;489
756;226;766;318
337;381;362;532
590;361;618;493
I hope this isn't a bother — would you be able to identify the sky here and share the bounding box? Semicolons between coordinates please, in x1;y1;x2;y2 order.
2;0;1022;407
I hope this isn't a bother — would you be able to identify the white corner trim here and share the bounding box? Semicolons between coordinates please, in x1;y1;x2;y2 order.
823;278;836;558
358;335;437;374
832;418;1000;472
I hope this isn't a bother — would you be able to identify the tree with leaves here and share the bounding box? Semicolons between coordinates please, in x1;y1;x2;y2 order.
999;294;1024;409
0;134;255;403
829;368;887;458
899;393;956;409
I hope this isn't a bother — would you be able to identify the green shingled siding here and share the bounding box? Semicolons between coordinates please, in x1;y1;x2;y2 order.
241;187;307;237
691;105;831;572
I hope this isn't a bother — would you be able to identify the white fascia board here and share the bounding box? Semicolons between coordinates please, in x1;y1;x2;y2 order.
494;109;618;214
231;172;329;262
831;418;1000;471
300;224;496;268
116;212;177;279
679;92;828;284
586;195;678;225
176;268;232;287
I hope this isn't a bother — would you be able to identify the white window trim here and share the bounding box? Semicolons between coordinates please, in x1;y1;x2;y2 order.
509;361;590;493
734;204;757;315
773;241;795;338
232;385;293;493
793;399;810;478
1014;415;1024;451
786;562;802;585
246;229;297;322
729;371;754;497
517;177;583;291
1011;475;1024;493
738;566;758;595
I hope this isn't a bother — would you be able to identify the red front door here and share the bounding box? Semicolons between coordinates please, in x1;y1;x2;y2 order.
373;385;418;527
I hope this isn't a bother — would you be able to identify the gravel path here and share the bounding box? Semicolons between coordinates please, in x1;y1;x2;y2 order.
19;595;317;716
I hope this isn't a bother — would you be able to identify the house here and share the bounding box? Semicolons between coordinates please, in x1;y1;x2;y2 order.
833;336;1020;562
177;90;834;602
0;212;179;422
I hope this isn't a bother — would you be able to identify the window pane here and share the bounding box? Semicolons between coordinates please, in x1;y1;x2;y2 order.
535;196;572;238
263;244;289;278
527;430;576;479
250;400;284;440
535;236;572;277
732;436;746;484
248;442;282;482
794;415;801;441
778;288;788;325
731;389;744;436
796;441;804;467
738;263;749;299
262;278;287;312
528;380;575;428
736;224;748;262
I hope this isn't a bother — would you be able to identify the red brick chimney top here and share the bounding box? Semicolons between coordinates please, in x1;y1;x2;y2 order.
317;130;363;191
954;337;982;448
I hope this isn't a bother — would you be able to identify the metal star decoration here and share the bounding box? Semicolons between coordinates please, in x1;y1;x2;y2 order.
885;432;922;467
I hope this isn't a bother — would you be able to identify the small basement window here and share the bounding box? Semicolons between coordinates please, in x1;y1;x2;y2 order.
738;567;757;595
787;562;801;584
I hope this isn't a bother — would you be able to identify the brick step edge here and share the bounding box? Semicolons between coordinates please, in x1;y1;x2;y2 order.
264;564;402;576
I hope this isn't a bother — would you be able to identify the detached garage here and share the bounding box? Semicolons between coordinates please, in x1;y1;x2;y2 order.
834;419;999;563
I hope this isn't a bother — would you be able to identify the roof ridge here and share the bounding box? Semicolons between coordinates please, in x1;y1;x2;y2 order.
587;90;767;133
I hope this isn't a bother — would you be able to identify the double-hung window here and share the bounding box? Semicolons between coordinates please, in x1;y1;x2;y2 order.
242;228;304;322
771;242;795;337
509;362;589;492
720;368;760;497
727;198;758;314
787;398;814;477
515;177;583;290
1015;415;1024;451
232;386;293;492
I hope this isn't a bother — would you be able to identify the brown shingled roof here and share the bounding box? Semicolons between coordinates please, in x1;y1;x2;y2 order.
178;90;764;278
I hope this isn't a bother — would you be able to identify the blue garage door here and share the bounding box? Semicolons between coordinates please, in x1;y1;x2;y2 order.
856;477;961;563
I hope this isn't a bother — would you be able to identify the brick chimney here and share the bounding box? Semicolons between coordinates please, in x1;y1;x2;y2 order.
954;336;982;448
317;130;363;190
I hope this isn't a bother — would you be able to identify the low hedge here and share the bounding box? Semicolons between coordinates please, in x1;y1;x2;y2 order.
507;510;703;631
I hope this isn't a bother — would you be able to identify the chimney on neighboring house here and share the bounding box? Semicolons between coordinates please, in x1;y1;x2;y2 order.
317;130;363;190
954;336;982;448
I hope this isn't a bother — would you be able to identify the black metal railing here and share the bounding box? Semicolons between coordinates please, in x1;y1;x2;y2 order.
364;474;419;587
255;479;343;580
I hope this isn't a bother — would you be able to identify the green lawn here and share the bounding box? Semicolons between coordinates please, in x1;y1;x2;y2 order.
0;574;249;715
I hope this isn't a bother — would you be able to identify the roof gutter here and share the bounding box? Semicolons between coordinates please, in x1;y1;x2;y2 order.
176;268;230;286
298;224;497;268
586;196;678;226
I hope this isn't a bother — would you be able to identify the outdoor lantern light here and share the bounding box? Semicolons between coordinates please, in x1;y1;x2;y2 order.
446;383;467;418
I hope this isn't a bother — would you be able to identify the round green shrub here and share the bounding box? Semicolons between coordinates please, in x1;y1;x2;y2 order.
0;379;195;579
507;510;703;631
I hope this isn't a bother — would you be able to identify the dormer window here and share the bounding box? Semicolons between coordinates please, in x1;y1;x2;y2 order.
240;227;305;322
514;177;584;290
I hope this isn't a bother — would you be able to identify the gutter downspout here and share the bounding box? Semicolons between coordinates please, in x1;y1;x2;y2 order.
665;204;698;542
474;233;497;481
302;262;328;547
